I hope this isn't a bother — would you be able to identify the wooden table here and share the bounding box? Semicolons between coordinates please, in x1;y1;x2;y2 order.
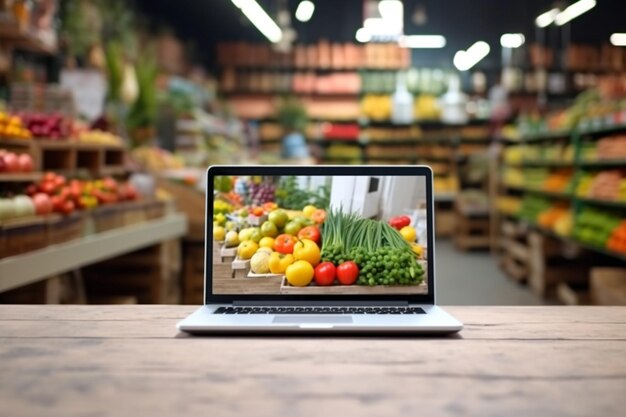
1;306;625;417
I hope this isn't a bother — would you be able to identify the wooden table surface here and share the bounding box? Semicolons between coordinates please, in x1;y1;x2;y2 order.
1;306;625;417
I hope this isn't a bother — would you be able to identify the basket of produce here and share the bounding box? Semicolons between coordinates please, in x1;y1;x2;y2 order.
0;216;47;258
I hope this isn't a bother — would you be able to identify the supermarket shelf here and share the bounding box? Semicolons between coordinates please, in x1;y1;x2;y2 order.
221;91;361;98
0;172;43;182
520;130;571;142
0;214;188;293
578;122;626;136
529;223;626;263
577;197;626;209
100;166;127;176
520;160;573;168
578;159;626;168
504;186;572;200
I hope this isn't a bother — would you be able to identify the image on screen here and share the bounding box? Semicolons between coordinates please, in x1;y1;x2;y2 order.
212;175;429;295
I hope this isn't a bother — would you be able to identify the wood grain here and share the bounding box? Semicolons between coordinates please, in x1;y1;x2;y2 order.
0;306;625;417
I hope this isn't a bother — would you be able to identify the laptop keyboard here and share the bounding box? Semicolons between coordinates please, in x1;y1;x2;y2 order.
214;306;425;315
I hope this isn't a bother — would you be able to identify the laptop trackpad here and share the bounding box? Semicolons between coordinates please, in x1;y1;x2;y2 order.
273;315;353;324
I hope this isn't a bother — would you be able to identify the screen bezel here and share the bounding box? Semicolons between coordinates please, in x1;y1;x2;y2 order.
205;165;435;305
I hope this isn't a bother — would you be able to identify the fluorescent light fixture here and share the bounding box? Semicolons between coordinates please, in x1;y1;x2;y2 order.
363;17;399;37
555;0;596;26
610;33;626;46
378;0;403;25
295;1;315;22
399;35;446;49
535;8;559;28
500;33;525;48
231;0;283;43
453;41;490;71
356;27;372;43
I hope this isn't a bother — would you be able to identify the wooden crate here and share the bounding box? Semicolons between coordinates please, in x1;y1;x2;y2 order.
232;258;251;279
527;232;589;298
453;203;490;251
92;205;125;232
498;220;531;282
220;246;237;263
557;282;591;306
0;276;63;304
279;277;427;295
156;177;205;241
435;207;456;237
591;268;626;305
182;240;205;305
0;216;47;258
47;212;85;245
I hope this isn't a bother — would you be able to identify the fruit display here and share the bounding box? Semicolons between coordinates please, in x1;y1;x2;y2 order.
573;207;622;249
212;175;427;292
414;95;440;121
131;146;185;170
542;169;574;193
595;135;626;160
433;176;459;194
360;95;392;121
537;204;571;230
576;170;626;201
0;195;36;221
496;196;522;216
25;173;138;215
18;112;71;139
518;195;552;223
77;130;123;146
607;220;626;255
0;150;34;173
0;112;31;139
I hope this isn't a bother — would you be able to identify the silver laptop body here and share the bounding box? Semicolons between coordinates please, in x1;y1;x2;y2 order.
178;165;463;334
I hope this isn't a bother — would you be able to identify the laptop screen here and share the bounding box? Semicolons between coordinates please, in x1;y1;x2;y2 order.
211;170;431;298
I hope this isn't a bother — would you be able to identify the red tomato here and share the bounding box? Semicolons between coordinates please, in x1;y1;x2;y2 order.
43;172;56;183
389;215;411;230
274;234;298;254
39;181;56;195
51;195;65;211
336;261;359;285
297;226;321;245
314;262;336;286
60;199;75;215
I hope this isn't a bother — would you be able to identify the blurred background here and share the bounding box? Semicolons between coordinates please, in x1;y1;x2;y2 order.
1;0;625;306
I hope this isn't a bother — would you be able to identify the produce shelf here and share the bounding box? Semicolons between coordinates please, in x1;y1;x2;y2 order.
576;197;626;209
578;159;626;168
0;173;43;182
0;22;56;54
0;214;187;293
520;160;573;167
578;122;626;136
503;186;572;200
520;130;571;143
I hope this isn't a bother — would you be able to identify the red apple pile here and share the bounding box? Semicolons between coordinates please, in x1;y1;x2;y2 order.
0;150;34;173
17;112;71;139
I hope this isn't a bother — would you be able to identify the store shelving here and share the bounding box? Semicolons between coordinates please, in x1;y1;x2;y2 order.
0;173;44;182
493;117;626;277
0;214;187;294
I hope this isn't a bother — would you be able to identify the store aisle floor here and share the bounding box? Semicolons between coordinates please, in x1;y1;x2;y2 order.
435;239;543;305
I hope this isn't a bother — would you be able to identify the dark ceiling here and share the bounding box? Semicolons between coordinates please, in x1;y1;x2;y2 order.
134;0;626;70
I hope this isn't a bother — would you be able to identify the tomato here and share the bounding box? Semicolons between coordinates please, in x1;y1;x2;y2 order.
389;215;411;230
297;225;321;245
311;209;326;224
39;181;56;195
60;199;75;215
43;172;56;183
336;261;359;285
314;262;336;286
51;195;65;212
274;234;298;254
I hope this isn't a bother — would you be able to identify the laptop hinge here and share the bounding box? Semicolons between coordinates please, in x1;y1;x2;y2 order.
233;300;409;307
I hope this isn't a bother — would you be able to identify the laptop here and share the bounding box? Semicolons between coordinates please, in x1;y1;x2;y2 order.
178;165;463;334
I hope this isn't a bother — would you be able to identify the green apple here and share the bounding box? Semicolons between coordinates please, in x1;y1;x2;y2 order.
225;221;237;231
284;220;303;236
294;216;314;226
260;221;278;238
238;227;254;242
268;209;288;228
249;227;263;243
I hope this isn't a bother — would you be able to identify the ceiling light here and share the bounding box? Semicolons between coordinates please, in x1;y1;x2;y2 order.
356;27;372;43
295;1;315;23
500;33;525;48
231;0;283;43
610;33;626;46
363;17;399;37
535;8;559;28
555;0;596;26
453;41;490;71
399;35;446;49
